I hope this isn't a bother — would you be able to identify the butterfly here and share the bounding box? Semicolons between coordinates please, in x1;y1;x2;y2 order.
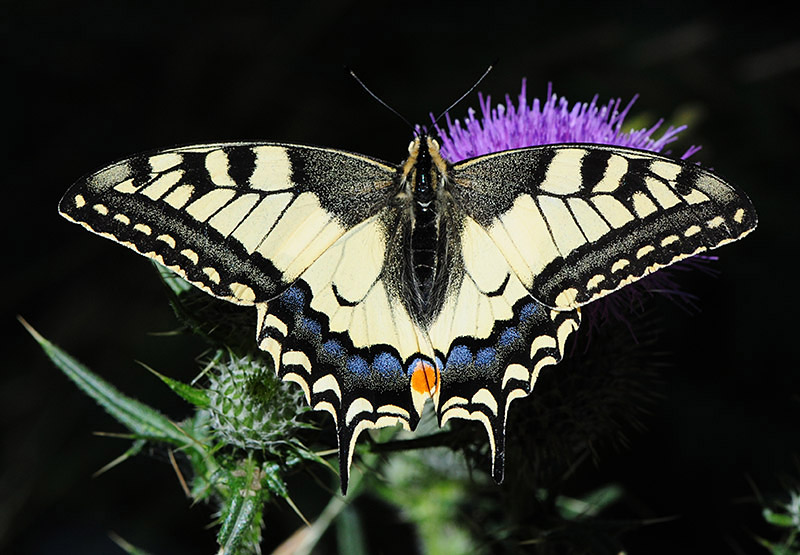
59;131;757;491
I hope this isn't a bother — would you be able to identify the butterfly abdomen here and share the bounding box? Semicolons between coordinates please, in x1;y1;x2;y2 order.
410;200;440;303
406;136;448;309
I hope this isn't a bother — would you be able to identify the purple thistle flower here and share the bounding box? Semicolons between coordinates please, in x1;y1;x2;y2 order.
435;80;701;162
435;80;712;337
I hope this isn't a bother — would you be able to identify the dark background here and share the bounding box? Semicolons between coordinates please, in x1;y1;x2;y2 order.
4;1;798;553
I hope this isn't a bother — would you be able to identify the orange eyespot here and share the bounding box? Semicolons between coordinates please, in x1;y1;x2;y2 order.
410;360;439;396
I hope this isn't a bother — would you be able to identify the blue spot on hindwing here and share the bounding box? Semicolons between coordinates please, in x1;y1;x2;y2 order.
446;345;472;369
499;326;521;347
519;302;538;322
347;355;369;376
301;316;322;336
323;339;345;358
475;347;497;368
281;285;306;311
372;352;402;376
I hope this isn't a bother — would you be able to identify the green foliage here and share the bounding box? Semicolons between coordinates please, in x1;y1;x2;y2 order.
205;354;315;455
21;318;197;449
761;491;800;555
22;316;321;554
144;363;210;408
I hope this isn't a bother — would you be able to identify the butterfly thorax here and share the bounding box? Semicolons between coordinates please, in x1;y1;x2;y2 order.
402;135;448;311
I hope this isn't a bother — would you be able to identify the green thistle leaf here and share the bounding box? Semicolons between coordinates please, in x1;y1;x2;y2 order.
141;362;210;408
21;318;190;446
764;508;798;528
155;261;194;295
217;460;267;555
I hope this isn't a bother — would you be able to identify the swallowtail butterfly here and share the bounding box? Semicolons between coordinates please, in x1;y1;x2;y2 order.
60;130;756;491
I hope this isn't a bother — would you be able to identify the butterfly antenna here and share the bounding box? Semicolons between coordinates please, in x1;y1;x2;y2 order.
433;62;496;125
347;67;415;133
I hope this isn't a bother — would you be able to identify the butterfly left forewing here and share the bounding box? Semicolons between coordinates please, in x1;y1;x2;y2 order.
59;142;398;305
449;144;757;310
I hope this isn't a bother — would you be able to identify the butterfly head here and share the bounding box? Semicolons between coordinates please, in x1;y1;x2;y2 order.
402;134;448;198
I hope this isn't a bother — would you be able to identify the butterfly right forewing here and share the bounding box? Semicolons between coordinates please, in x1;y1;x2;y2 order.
448;144;757;310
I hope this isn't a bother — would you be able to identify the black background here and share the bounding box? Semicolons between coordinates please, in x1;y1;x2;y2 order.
4;1;798;553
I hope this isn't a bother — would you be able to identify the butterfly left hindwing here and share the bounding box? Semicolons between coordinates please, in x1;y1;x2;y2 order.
254;207;438;490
